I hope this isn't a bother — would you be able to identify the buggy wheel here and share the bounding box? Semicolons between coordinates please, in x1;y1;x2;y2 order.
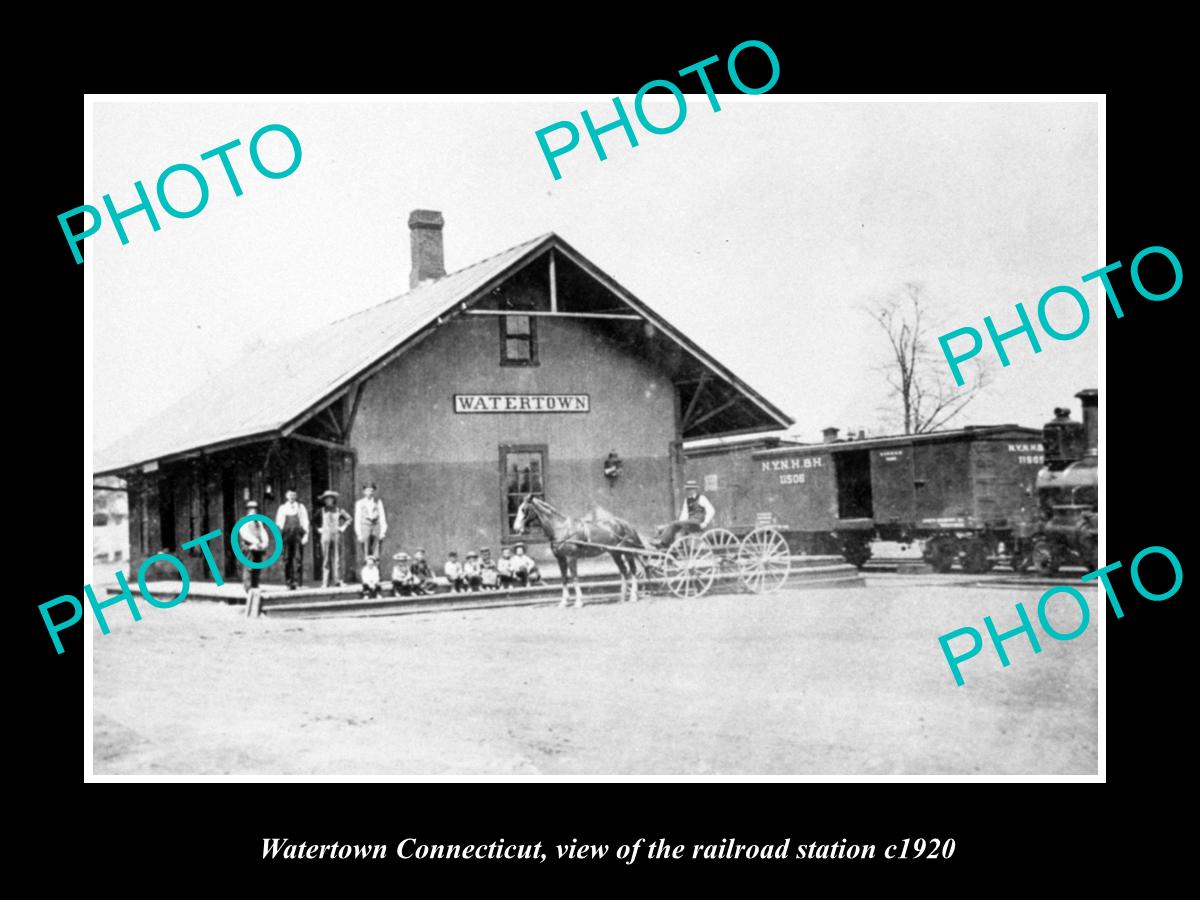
639;550;667;595
703;528;741;578
664;535;717;599
737;527;792;594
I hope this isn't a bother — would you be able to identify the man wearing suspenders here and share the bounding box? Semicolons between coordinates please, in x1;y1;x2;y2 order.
656;479;715;547
274;489;310;590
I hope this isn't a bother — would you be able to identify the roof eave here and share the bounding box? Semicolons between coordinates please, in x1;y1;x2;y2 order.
547;236;794;431
94;428;285;478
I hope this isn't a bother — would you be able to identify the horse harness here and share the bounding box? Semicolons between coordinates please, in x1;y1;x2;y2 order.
551;517;637;555
552;518;594;556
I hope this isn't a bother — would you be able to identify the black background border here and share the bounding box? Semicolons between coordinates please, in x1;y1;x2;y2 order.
20;24;1188;887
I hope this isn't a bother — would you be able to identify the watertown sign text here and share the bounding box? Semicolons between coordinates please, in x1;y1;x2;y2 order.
453;394;590;413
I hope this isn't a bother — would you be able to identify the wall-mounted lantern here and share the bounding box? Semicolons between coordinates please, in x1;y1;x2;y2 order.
603;451;623;483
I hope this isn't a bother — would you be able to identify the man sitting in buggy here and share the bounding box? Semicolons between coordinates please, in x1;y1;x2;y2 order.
655;479;715;547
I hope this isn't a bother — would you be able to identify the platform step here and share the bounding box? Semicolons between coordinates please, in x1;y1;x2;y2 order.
260;564;865;619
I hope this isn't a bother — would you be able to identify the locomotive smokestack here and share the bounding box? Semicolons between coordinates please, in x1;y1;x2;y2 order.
1076;388;1098;454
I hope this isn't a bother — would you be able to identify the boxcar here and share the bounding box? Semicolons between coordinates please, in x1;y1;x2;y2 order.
684;425;1045;571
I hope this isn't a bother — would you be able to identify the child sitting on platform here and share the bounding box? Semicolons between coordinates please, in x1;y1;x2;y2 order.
497;547;516;588
360;555;382;598
411;548;436;594
510;542;541;586
462;550;483;592
479;547;500;590
391;551;419;596
444;551;466;593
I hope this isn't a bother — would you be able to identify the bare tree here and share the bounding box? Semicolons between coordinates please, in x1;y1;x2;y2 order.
864;282;990;434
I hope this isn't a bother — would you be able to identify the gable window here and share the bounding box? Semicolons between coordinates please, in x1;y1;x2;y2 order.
501;445;547;538
500;315;538;366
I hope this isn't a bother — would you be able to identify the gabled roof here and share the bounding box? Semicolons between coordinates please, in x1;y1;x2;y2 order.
95;233;793;475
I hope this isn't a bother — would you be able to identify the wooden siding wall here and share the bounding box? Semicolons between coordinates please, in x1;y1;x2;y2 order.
350;315;677;564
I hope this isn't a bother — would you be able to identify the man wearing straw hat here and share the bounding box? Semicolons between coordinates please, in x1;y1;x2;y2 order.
315;489;352;588
656;479;715;548
462;550;483;592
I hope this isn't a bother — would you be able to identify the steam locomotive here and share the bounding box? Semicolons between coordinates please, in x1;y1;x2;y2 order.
1015;389;1098;574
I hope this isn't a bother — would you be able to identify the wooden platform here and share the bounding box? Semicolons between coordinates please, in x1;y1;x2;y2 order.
115;555;865;620
259;556;862;619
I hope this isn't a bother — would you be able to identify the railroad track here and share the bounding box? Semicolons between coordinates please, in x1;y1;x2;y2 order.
865;567;1093;591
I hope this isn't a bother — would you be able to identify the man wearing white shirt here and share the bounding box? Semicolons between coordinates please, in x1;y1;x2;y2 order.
274;489;310;590
657;479;715;547
236;499;271;600
354;483;388;564
509;543;541;587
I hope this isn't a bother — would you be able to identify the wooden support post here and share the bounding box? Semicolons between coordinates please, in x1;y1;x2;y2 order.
346;381;365;438
286;433;349;452
680;373;709;432
321;406;343;438
549;249;558;313
688;396;740;431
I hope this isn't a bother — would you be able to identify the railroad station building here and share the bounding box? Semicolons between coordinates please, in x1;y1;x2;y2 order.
96;211;793;584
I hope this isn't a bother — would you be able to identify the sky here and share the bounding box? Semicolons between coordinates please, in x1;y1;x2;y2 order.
91;99;1098;451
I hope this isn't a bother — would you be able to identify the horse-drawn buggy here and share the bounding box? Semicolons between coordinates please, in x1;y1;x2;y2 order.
512;496;792;607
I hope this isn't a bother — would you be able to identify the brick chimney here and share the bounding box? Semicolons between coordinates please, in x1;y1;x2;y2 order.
822;427;839;444
408;209;446;289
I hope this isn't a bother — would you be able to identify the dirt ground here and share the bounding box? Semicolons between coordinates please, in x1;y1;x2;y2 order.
92;577;1098;776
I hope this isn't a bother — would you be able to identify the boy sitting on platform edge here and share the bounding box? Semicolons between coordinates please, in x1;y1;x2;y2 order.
361;555;382;598
480;547;500;590
411;548;436;594
497;547;516;588
462;551;483;592
511;542;541;586
444;551;466;593
391;552;418;596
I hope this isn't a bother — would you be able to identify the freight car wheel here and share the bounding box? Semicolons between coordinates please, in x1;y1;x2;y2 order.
839;540;872;569
925;537;956;573
961;540;994;574
1010;549;1032;574
1031;539;1060;576
737;527;792;594
664;535;717;599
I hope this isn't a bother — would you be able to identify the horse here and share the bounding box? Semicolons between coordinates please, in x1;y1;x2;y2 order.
511;495;646;608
